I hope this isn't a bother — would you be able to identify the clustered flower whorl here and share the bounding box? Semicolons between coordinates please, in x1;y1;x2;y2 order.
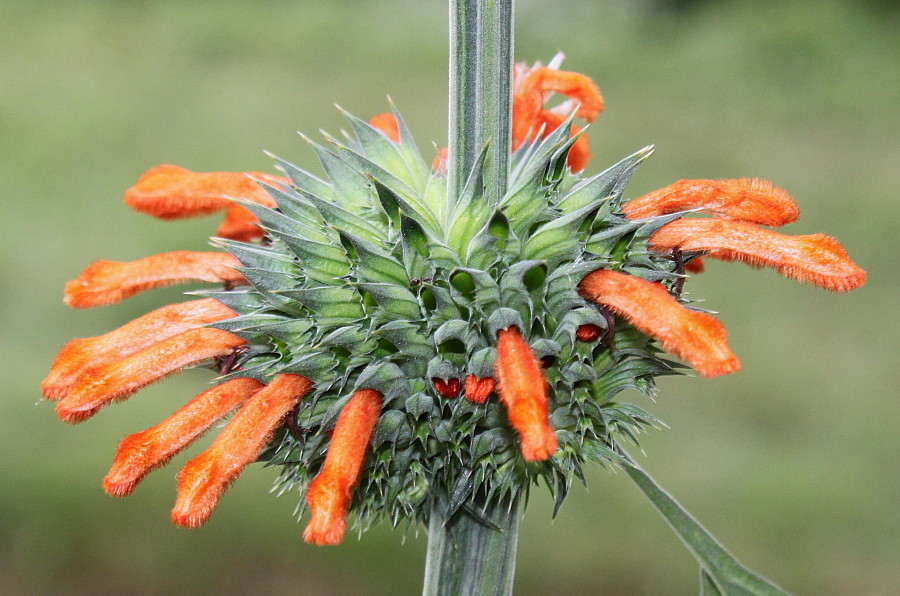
42;58;864;545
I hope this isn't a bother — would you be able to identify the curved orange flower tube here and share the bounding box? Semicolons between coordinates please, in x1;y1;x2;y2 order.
104;377;266;497
172;373;313;529
578;269;740;379
55;328;246;423
622;178;799;227
649;218;866;292
304;388;383;545
124;164;288;241
41;298;236;401
512;61;604;171
494;327;558;461
64;251;246;308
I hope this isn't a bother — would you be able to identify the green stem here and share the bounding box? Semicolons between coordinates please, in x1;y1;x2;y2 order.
422;492;521;596
425;2;519;593
447;0;513;222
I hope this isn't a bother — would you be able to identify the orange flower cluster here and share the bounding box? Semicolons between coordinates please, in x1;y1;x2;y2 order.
369;56;603;172
42;62;864;545
578;177;865;377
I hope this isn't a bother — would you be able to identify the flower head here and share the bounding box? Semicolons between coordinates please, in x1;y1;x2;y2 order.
43;60;863;544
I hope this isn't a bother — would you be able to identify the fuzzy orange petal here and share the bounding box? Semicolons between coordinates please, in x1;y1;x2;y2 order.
304;388;383;545
578;269;740;378
171;374;313;529
42;299;236;401
55;328;246;424
63;252;246;309
368;113;400;143
103;377;265;497
124;165;283;219
685;257;705;274
649;219;866;292
515;67;604;123
464;374;496;405
622;178;799;227
494;327;558;461
215;204;266;242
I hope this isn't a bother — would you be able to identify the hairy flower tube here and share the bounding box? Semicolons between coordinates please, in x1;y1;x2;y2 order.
43;60;864;546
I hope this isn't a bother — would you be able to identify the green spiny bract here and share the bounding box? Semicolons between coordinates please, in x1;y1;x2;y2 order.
202;106;692;532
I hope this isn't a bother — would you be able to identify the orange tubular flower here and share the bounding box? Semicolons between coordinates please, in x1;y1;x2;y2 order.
104;377;266;497
63;251;246;308
464;374;496;404
304;388;383;546
621;178;799;227
41;298;236;401
494;327;558;461
512;58;603;171
649;218;866;292
368;55;603;173
172;373;313;529
55;328;246;424
124;164;289;241
578;270;740;378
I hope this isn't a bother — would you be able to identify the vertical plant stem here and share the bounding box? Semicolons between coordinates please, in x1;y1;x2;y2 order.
424;2;519;593
423;491;521;596
447;0;514;222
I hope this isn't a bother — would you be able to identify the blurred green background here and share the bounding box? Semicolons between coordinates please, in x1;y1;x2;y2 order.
2;0;898;594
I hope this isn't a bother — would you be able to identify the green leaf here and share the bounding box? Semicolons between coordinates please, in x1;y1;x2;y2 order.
268;152;335;201
340;231;409;286
301;189;386;244
279;286;365;322
556;145;654;214
239;201;334;245
213;239;299;275
269;233;351;285
620;448;791;596
521;202;598;265
377;320;435;359
340;106;425;192
360;282;421;320
335;144;441;235
305;135;374;214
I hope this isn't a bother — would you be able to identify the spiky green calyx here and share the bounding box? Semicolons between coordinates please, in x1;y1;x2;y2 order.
206;106;688;532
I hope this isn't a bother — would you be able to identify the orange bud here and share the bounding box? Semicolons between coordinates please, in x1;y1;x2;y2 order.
123;165;287;240
622;178;799;227
55;328;246;424
432;377;461;399
494;327;558;461
432;146;449;175
41;299;236;401
63;251;246;308
685;257;705;274
171;374;312;529
578;269;740;378
464;374;496;404
304;389;383;545
368;113;400;143
649;219;866;292
576;323;603;342
103;377;265;497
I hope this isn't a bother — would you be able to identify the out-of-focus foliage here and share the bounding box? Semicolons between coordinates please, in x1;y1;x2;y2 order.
2;1;897;594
